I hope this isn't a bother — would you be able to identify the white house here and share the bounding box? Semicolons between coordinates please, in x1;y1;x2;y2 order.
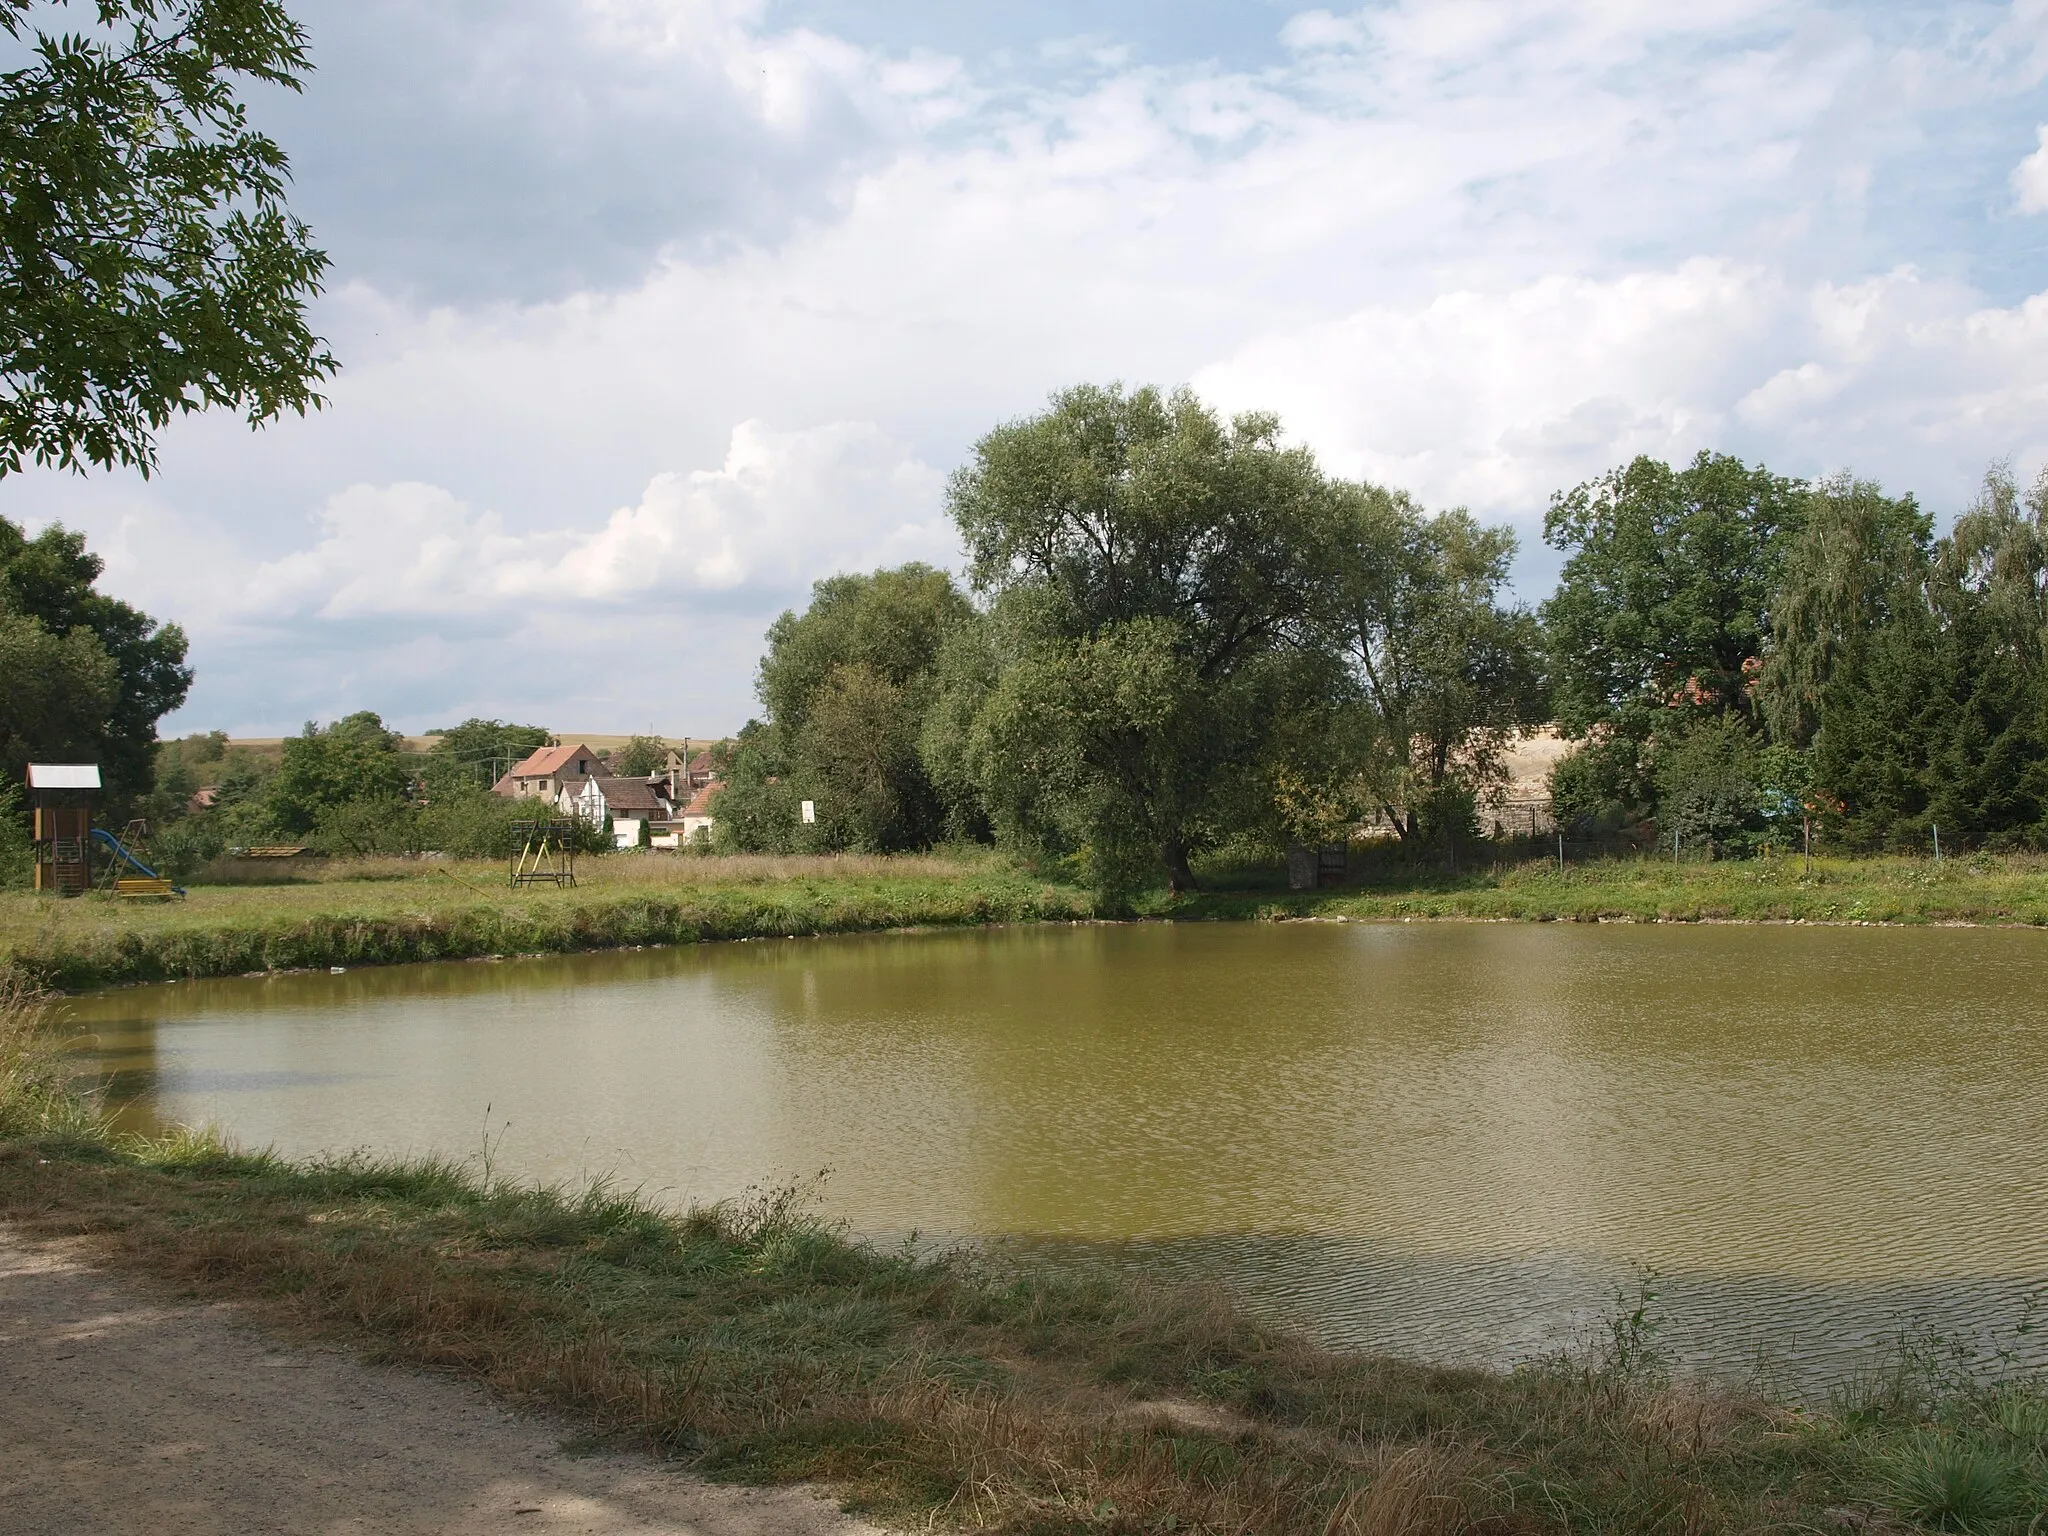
560;774;673;849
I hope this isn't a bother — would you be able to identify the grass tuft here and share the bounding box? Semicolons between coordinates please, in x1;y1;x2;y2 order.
1875;1431;2031;1531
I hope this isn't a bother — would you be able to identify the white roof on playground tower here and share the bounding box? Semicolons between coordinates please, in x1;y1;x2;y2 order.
26;764;100;790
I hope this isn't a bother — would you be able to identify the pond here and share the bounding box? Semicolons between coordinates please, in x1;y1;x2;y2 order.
63;921;2048;1389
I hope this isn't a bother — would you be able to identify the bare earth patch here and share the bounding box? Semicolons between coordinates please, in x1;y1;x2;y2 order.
0;1229;882;1536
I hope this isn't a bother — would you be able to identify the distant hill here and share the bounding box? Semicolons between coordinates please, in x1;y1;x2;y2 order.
214;733;734;759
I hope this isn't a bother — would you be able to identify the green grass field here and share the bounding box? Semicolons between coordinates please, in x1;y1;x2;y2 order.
0;852;1093;990
1188;848;2048;926
6;846;2048;991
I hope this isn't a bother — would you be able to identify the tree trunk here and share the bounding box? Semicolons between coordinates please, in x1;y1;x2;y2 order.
1163;837;1199;896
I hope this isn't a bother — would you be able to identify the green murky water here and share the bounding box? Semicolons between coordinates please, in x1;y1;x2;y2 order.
63;922;2048;1385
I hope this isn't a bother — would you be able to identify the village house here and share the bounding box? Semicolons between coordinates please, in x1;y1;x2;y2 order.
492;743;607;800
679;780;722;843
559;774;673;848
497;739;726;849
660;746;719;803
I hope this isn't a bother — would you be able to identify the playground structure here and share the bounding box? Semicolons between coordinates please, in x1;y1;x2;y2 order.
26;764;185;898
509;819;577;888
94;820;184;898
28;763;97;895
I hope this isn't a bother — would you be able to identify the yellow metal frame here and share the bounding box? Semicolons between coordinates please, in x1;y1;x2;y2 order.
510;820;577;888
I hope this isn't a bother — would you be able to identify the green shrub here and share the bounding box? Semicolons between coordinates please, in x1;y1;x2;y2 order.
1549;734;1646;833
150;813;228;881
0;784;30;890
1655;714;1764;856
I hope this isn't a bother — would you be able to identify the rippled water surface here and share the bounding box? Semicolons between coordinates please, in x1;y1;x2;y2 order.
65;922;2048;1386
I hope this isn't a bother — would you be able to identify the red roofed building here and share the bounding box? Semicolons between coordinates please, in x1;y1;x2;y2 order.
492;743;605;800
679;780;723;842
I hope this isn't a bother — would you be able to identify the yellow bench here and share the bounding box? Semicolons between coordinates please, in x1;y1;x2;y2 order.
115;877;179;899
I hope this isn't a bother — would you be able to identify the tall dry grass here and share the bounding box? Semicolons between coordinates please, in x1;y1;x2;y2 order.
0;967;91;1138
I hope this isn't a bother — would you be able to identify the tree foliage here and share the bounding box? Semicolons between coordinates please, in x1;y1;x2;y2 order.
712;386;1552;891
606;733;666;779
715;564;971;854
1544;453;1806;737
268;710;407;836
1540;452;1807;836
947;384;1336;893
1762;476;1931;750
1323;486;1546;845
708;397;2048;878
1805;465;2048;850
423;718;550;794
0;0;335;477
0;509;187;801
0;595;116;781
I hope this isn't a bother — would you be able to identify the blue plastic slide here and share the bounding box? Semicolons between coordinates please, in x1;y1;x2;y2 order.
89;827;187;896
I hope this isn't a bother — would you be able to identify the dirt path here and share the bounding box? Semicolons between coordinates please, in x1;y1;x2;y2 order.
0;1230;883;1536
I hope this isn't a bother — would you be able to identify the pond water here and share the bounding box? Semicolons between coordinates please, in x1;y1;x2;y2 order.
63;921;2048;1389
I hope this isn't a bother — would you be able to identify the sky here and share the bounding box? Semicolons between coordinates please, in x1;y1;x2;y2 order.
8;0;2048;737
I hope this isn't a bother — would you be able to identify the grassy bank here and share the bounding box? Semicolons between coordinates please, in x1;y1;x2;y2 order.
0;853;1095;991
1185;849;2048;927
6;848;2048;992
1;976;2043;1534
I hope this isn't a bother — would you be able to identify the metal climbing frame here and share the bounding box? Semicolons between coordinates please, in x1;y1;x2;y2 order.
509;819;577;888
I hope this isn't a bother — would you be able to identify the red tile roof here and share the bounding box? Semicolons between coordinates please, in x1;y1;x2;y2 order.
504;743;601;780
682;782;723;817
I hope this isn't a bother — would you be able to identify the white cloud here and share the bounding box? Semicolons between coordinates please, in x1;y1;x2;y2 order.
1198;260;2048;525
555;421;951;599
235;422;951;625
2015;124;2048;212
11;0;2048;733
63;422;953;734
1195;260;1782;514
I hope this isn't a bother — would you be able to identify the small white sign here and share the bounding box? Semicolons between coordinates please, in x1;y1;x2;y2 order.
800;800;816;824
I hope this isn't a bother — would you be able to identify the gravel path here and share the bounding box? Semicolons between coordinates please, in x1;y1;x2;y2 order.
0;1230;882;1536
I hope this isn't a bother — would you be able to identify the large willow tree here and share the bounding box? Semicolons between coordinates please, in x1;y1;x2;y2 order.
947;384;1338;895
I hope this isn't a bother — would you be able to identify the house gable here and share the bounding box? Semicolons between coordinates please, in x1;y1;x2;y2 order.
496;742;606;798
